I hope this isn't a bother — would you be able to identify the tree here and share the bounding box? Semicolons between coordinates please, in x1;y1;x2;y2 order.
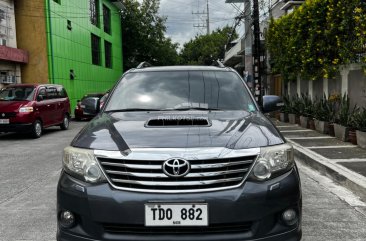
121;0;179;70
180;26;237;65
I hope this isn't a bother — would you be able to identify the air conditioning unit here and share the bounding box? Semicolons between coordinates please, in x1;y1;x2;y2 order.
2;75;15;83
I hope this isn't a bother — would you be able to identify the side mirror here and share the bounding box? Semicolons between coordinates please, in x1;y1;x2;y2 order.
37;95;44;101
83;97;100;115
262;95;284;113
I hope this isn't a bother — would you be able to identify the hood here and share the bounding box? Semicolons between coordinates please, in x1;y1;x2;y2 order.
71;111;284;151
0;100;29;112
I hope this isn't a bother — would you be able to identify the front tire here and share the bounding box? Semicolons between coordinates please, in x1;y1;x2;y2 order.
60;114;70;130
31;120;42;138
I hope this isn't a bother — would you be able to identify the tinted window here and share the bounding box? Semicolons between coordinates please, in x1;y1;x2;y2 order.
46;87;58;99
106;71;256;111
58;87;68;98
0;86;35;101
38;88;46;100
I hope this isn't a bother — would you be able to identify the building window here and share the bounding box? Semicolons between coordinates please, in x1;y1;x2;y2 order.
103;4;111;34
91;34;101;65
90;0;100;27
70;69;75;80
105;41;112;68
67;20;72;30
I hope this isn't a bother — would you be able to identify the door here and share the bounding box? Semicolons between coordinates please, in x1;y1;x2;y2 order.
34;87;53;127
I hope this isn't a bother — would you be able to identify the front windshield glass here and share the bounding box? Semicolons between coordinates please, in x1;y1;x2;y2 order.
106;71;256;111
0;86;36;101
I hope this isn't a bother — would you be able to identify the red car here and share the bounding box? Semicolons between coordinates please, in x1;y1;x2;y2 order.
0;84;71;138
74;93;105;121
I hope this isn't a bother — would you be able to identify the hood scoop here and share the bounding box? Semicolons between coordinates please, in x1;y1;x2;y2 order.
146;117;210;127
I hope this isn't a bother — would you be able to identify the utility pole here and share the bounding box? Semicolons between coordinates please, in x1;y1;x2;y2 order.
206;0;210;35
192;0;210;35
252;0;262;106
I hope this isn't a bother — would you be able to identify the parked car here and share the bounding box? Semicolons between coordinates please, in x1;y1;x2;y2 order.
0;84;70;138
57;65;302;241
74;93;105;121
98;91;110;110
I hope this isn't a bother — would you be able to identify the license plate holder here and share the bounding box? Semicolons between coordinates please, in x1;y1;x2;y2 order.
145;203;208;227
0;119;9;124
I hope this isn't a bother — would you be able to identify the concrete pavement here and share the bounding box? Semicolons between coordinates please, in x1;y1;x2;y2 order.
272;119;366;203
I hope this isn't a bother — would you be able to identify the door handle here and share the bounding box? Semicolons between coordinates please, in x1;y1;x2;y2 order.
47;105;50;107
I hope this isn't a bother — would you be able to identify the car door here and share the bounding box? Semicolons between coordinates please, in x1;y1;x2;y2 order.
34;87;53;127
45;86;60;125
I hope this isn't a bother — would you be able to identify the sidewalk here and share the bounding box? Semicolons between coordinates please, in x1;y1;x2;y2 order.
271;119;366;202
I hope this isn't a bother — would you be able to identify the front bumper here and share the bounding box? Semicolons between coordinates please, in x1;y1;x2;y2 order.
0;123;32;133
57;168;302;241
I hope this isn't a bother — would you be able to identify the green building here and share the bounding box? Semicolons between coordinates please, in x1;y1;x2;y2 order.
15;0;124;111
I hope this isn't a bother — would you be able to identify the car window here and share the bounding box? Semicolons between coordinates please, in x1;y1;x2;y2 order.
0;86;36;101
106;70;256;111
38;88;46;100
58;87;68;98
46;87;58;99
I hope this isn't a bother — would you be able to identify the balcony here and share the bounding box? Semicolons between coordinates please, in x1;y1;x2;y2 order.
280;0;304;11
224;38;244;67
0;45;28;63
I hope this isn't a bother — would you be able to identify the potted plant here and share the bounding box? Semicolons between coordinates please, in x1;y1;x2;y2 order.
288;95;300;124
348;111;358;145
333;94;358;142
313;95;331;134
327;92;341;136
355;108;366;149
299;93;313;128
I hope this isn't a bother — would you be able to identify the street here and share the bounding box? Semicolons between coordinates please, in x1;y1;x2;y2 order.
0;121;366;241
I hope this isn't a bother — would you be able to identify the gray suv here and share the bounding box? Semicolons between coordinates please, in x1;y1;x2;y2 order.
57;65;302;241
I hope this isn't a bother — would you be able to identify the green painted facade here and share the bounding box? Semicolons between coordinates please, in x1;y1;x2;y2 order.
45;0;123;111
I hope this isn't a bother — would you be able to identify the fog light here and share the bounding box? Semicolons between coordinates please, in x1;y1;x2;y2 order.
282;209;297;226
60;210;75;228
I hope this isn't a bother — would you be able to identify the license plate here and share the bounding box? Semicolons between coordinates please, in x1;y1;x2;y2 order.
0;119;9;124
145;203;208;226
80;105;86;108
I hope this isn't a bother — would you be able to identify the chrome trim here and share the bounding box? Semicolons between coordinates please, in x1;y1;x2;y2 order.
111;177;243;186
101;162;161;170
95;147;260;193
191;160;252;169
105;168;248;178
95;147;260;160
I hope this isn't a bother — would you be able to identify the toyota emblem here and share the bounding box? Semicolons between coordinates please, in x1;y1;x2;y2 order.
1;113;4;117
162;158;190;177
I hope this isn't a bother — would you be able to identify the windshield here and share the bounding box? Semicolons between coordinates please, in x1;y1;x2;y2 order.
0;86;36;101
106;71;257;112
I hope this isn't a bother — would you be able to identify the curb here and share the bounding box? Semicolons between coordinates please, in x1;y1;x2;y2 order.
287;139;366;203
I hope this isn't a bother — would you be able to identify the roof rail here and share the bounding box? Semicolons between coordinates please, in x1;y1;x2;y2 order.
212;60;225;68
136;62;152;69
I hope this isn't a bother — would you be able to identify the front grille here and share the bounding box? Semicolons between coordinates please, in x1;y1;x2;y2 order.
103;222;253;234
98;155;256;192
0;112;16;118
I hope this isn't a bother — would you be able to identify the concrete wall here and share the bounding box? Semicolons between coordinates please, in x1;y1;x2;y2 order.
348;69;366;108
328;74;342;97
313;79;323;99
15;0;49;84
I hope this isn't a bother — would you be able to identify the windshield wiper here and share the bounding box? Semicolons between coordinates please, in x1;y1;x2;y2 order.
105;108;163;112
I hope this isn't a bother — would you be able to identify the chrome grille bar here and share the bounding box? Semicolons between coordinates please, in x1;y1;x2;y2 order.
96;147;259;193
105;168;249;178
111;177;243;186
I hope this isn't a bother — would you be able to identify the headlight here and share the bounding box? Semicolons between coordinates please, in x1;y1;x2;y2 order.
63;146;106;183
19;107;33;113
251;144;294;181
